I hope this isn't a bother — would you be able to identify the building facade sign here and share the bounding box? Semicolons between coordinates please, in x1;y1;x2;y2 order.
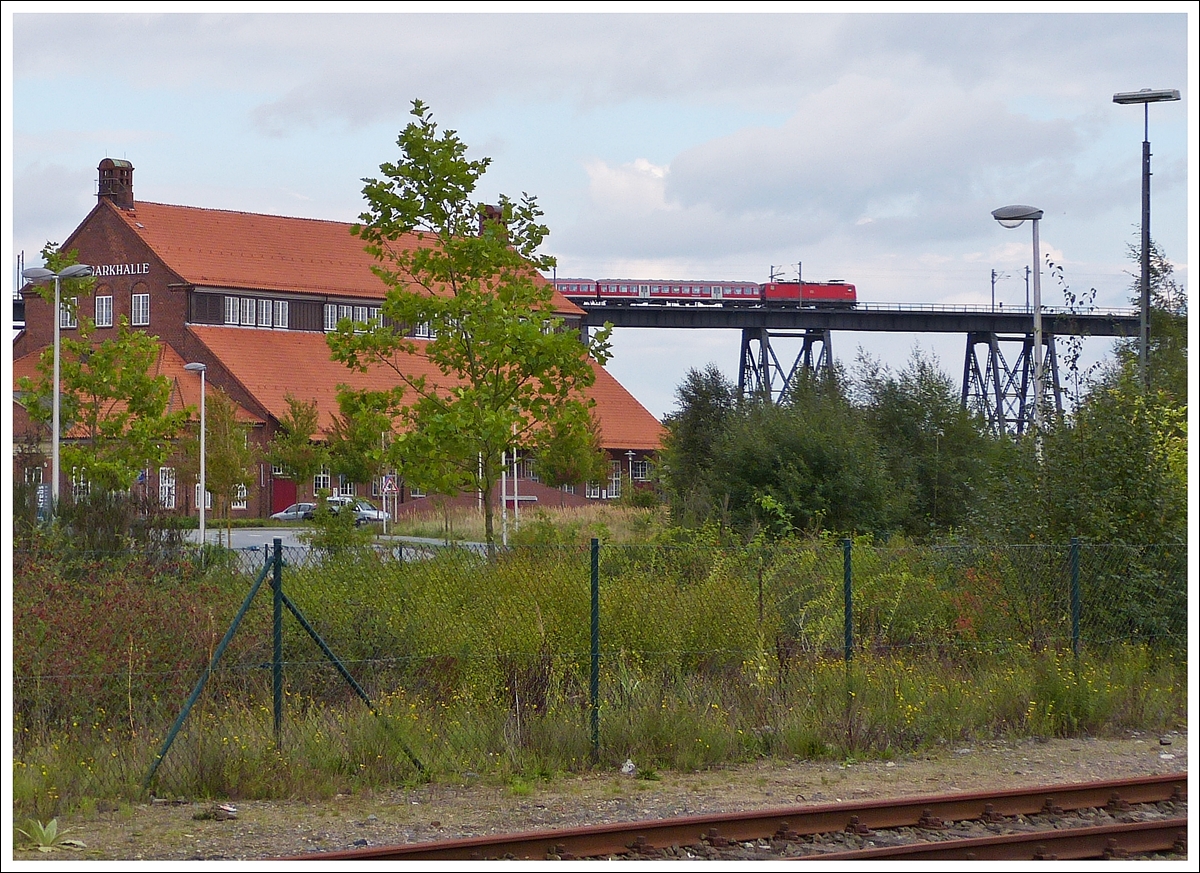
93;262;151;277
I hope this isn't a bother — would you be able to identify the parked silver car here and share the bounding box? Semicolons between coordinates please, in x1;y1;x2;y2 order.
350;499;389;524
270;502;316;522
303;496;389;526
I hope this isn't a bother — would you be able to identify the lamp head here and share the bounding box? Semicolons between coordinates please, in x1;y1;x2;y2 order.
1113;88;1181;105
184;362;207;373
21;267;54;284
58;264;94;279
992;205;1043;229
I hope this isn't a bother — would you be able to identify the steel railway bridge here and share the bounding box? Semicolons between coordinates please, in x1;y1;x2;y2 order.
578;301;1139;434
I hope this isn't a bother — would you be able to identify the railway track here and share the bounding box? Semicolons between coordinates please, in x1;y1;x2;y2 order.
281;772;1187;861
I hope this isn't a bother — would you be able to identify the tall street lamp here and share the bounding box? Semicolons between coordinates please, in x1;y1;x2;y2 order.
22;263;94;509
992;205;1044;435
185;362;207;546
1112;88;1180;391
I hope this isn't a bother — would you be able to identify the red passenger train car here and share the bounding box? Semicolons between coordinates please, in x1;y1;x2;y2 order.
553;277;857;307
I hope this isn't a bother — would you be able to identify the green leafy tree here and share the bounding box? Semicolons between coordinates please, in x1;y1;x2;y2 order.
858;349;994;537
183;388;258;546
708;376;899;536
530;403;610;494
17;245;187;494
326;386;402;499
659;364;739;523
1110;239;1187;407
327;100;612;548
267;394;328;497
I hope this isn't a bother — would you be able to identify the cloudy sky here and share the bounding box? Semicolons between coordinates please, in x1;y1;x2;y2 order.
5;7;1194;418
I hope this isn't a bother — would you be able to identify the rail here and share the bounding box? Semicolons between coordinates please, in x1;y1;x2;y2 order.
279;772;1186;861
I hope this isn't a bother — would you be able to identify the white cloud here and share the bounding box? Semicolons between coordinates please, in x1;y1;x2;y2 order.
13;163;97;259
583;158;671;214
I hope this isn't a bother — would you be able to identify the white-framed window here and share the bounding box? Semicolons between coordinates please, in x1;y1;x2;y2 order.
585;482;602;499
240;297;255;326
25;465;43;486
60;297;78;329
414;321;433;339
273;299;289;328
314;466;331;493
159;466;177;509
608;461;622;499
232;483;248;510
338;305;353;326
71;467;90;499
225;295;240;324
354;305;368;326
259;299;273;327
560;483;576;495
409;484;425;498
369;306;381;326
95;295;113;328
631;460;649;481
337;475;355;497
371;477;382;498
194;483;212;509
517;457;539;482
272;462;285;476
132;293;150;326
324;304;337;331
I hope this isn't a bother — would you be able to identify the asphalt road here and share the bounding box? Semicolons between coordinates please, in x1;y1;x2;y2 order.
185;527;484;552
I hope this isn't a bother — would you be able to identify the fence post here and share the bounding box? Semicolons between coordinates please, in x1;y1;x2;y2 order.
273;538;283;745
590;537;600;763
843;537;853;662
1070;537;1081;657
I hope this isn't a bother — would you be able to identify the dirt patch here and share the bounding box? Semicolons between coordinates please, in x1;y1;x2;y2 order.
14;732;1188;861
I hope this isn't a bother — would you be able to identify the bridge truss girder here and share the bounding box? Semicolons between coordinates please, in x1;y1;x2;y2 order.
738;327;832;403
961;331;1062;434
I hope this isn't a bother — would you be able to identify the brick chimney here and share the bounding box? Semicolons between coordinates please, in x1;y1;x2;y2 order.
479;204;505;237
97;158;134;209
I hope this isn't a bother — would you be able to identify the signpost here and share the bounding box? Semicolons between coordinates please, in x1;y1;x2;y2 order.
382;475;399;535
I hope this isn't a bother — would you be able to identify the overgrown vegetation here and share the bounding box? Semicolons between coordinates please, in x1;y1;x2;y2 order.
12;533;1185;817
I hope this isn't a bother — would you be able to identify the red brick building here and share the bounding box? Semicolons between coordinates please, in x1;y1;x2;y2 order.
12;159;664;518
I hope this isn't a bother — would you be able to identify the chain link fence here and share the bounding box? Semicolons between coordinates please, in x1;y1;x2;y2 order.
12;536;1186;814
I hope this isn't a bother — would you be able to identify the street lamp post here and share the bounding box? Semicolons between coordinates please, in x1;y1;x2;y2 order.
626;450;636;482
1112;88;1180;391
992;206;1044;435
22;263;94;510
185;363;207;546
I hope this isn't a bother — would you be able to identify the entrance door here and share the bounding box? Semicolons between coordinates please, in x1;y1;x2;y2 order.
272;477;297;514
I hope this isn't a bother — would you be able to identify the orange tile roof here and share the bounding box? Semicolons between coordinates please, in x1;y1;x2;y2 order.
188;325;664;450
11;342;262;434
112;201;583;315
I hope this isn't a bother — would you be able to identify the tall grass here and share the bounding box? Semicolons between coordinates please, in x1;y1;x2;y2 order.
388;504;669;545
12;646;1183;819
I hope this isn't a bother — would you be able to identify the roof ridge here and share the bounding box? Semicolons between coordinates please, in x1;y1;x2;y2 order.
131;201;362;228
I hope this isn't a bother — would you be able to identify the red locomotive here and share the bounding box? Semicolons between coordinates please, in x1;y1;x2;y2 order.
760;281;857;307
553;277;857;307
